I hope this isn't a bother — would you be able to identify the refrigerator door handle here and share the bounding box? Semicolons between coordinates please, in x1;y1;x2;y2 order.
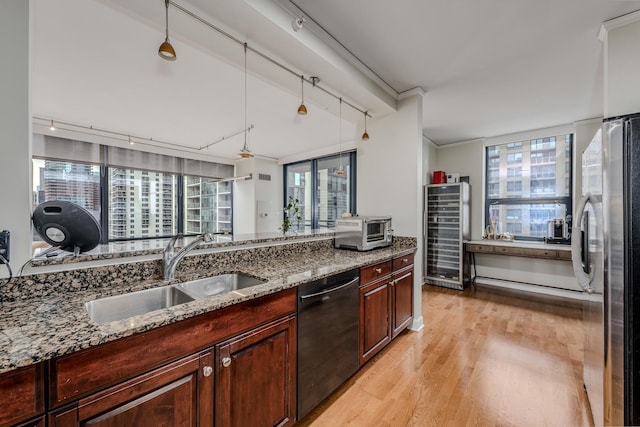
572;192;592;291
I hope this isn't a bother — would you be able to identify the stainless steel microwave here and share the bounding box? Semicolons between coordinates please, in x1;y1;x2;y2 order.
334;216;393;251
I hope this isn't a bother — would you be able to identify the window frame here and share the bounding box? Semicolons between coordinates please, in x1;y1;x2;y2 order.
33;157;234;244
283;151;357;230
484;134;573;242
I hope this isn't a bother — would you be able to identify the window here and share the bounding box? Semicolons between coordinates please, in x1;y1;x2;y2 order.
507;167;521;178
507;181;522;192
184;177;232;235
33;134;234;243
506;209;521;220
507;152;522;163
108;168;177;240
31;159;101;242
485;133;573;241
506;223;522;234
284;152;356;229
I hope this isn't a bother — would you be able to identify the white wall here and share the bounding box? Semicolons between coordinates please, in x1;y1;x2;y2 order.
358;95;423;236
254;158;282;233
435;140;484;240
357;93;425;331
423;136;437;185
603;17;640;118
233;157;282;235
0;1;32;277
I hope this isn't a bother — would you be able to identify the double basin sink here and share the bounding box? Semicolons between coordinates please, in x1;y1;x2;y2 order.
86;273;267;324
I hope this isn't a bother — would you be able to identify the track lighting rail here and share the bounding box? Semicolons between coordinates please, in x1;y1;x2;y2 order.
168;1;371;118
32;116;265;159
198;125;254;150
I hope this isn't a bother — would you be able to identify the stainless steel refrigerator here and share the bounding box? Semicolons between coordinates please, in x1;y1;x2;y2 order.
572;113;640;425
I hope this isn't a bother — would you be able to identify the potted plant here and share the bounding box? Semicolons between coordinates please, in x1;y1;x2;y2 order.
280;196;302;233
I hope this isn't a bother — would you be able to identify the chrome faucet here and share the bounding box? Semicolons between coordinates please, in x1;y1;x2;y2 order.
163;232;215;280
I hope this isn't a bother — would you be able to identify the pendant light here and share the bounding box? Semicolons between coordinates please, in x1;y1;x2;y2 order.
297;75;307;115
362;111;370;140
238;43;254;159
158;0;177;61
336;98;345;176
49;120;56;131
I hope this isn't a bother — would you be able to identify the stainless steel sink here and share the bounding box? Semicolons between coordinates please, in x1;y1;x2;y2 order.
86;285;194;324
176;273;267;299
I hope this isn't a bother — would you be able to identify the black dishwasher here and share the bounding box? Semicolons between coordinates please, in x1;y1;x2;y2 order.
297;268;360;420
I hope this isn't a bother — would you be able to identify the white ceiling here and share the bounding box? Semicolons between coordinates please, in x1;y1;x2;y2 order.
31;0;640;164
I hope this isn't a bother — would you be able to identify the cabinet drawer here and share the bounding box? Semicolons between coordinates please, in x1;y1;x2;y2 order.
393;253;414;270
0;363;44;427
360;260;392;284
465;243;494;253
557;250;572;260
493;246;555;259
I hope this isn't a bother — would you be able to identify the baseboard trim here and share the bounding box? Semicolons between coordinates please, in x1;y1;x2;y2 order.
474;277;588;301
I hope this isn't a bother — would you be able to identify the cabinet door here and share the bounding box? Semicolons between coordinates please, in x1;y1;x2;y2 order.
215;315;296;427
359;278;391;366
391;268;414;338
13;416;45;427
49;351;214;427
0;363;44;427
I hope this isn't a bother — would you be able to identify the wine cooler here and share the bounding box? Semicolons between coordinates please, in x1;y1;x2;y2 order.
424;182;470;290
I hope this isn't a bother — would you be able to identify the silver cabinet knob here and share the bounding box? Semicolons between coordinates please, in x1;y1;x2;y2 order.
402;258;408;263
375;268;382;274
222;357;232;368
203;366;213;377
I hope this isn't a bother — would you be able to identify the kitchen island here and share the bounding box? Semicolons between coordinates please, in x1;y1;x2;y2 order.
0;234;416;427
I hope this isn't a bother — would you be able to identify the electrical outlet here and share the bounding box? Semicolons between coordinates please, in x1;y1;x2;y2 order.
0;230;10;263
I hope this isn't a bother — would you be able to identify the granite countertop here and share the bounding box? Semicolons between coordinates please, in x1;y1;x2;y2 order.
30;229;335;267
0;244;415;374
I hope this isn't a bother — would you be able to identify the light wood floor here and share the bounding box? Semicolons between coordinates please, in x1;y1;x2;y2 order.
298;284;594;427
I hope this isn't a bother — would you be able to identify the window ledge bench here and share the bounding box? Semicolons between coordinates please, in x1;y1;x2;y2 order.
465;239;571;261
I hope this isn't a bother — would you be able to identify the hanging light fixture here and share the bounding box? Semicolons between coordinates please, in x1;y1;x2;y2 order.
49;120;56;131
158;0;177;61
362;111;370;140
238;43;254;159
297;75;307;115
336;98;345;176
128;135;134;145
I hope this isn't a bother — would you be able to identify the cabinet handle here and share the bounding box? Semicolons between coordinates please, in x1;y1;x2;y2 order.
375;268;382;274
402;258;408;263
394;272;413;283
222;357;232;368
203;366;213;377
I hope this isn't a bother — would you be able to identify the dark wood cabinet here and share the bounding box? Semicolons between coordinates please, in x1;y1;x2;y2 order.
359;254;415;366
49;350;213;427
44;288;296;427
391;267;414;338
49;289;296;408
13;416;45;427
359;276;392;365
215;315;296;427
0;363;44;427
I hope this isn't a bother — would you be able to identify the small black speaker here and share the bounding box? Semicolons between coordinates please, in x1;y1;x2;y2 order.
32;201;101;253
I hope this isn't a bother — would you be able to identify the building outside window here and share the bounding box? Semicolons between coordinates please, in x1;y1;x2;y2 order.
108;168;177;240
284;152;356;229
32;134;234;243
485;133;573;240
